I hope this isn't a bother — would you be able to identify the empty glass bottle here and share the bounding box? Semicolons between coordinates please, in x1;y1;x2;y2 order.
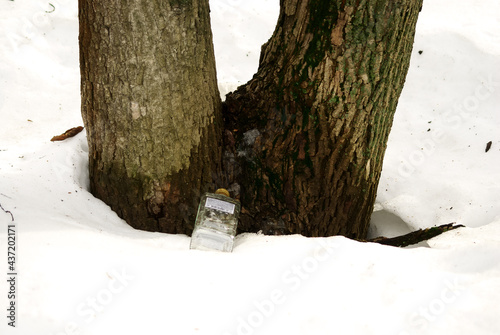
190;188;241;252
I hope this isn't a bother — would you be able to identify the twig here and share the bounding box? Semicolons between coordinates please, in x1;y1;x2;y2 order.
0;202;14;222
485;141;492;153
46;3;55;13
364;222;464;247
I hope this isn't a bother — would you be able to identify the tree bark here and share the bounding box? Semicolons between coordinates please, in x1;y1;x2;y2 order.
225;0;423;238
79;0;222;234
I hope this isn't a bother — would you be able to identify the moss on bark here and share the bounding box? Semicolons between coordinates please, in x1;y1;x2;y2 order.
79;0;222;234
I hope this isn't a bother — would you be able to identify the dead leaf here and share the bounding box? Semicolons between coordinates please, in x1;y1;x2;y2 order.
51;126;84;142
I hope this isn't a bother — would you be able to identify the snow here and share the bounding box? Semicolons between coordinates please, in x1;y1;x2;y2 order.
1;0;499;334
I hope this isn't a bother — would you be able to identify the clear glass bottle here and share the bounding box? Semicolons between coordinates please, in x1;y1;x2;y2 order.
190;188;241;252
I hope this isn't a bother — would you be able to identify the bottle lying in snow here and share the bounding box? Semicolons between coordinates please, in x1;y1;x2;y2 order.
190;188;241;252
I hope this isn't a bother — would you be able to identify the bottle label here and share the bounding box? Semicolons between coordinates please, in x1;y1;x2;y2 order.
205;197;235;214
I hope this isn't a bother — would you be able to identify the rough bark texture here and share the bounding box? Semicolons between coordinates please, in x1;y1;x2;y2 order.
225;0;423;238
79;0;222;234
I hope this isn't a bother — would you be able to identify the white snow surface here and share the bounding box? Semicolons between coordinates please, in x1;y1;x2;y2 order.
1;0;500;334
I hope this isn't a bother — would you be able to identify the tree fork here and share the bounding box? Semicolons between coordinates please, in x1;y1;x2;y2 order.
224;0;423;238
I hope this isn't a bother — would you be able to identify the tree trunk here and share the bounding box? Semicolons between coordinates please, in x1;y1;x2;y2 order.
78;0;222;234
224;0;423;238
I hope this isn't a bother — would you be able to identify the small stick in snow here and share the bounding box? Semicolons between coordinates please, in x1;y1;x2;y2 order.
485;141;492;153
50;126;84;142
0;202;14;221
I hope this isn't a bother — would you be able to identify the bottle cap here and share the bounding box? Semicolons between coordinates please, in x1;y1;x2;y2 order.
215;188;230;197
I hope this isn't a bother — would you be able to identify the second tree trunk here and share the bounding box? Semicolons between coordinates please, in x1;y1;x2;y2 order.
225;0;422;238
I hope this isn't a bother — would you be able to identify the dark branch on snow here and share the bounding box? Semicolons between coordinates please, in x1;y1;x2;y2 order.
0;202;14;222
364;223;464;247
